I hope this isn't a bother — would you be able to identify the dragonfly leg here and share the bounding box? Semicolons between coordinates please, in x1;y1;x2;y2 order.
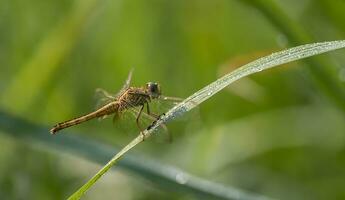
146;103;159;119
136;105;145;140
146;103;172;143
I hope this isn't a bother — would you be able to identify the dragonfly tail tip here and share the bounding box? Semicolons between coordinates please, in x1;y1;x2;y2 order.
50;127;58;135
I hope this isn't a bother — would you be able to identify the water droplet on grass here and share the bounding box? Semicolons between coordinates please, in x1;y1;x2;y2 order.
175;173;189;184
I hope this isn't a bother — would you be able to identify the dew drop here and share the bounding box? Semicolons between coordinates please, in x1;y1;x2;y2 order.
175;173;189;184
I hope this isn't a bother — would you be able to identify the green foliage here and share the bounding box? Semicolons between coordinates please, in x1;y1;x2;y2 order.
1;0;345;199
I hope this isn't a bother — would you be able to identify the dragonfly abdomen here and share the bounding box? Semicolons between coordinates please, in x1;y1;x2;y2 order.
50;102;119;134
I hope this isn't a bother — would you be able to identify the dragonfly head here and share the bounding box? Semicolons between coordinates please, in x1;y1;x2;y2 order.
146;82;161;99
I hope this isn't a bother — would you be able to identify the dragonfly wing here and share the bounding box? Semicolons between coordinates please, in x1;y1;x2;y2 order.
159;95;184;103
157;95;184;110
129;107;171;143
111;108;137;135
148;96;182;115
155;95;199;123
107;96;172;142
114;69;133;97
94;69;133;109
94;88;116;110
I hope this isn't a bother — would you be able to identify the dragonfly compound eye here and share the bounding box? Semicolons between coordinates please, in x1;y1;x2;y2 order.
146;82;161;98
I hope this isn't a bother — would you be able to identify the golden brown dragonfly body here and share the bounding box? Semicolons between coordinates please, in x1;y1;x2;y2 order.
50;71;179;135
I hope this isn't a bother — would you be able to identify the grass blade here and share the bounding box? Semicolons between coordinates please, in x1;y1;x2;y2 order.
243;0;345;112
67;40;345;199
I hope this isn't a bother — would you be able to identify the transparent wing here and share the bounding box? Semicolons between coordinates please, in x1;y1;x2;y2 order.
94;88;116;109
130;107;171;143
148;95;184;116
157;95;199;123
159;95;184;103
111;104;171;142
114;69;133;97
94;69;133;109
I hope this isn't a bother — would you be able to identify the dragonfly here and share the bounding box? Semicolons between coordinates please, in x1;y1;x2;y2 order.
50;70;182;140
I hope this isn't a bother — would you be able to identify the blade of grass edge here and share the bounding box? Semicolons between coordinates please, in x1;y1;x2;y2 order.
69;40;345;199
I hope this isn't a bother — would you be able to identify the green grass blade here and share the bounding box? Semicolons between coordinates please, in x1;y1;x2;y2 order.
0;112;273;200
68;40;345;199
243;0;345;112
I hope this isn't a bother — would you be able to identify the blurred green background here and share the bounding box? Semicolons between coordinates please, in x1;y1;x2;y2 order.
1;0;345;199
